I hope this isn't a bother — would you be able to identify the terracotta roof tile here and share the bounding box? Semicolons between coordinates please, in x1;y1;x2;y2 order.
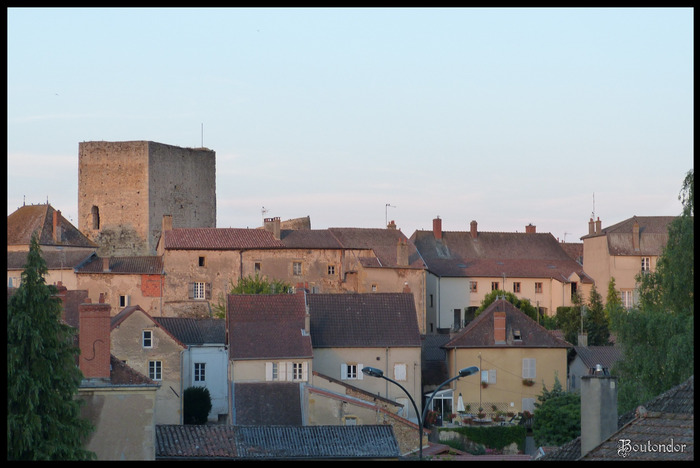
7;204;97;248
75;255;163;274
164;228;284;250
328;228;426;269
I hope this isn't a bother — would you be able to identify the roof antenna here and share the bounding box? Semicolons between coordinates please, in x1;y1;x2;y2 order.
591;192;595;219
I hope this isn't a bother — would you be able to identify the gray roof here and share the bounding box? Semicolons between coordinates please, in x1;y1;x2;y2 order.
75;255;163;274
7;203;98;248
234;382;303;426
152;317;226;345
155;424;400;460
581;216;677;256
7;250;95;271
571;346;623;371
308;293;421;348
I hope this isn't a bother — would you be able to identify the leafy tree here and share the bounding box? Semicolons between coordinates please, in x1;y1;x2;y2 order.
554;305;581;345
609;169;694;414
475;289;538;321
212;274;294;318
7;234;95;460
532;373;580;446
183;386;213;424
604;277;622;321
584;284;611;346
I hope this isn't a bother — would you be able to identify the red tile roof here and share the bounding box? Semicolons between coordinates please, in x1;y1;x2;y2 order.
163;228;284;250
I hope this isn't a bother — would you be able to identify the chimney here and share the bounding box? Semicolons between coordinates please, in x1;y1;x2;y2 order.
387;220;397;230
595;217;602;235
403;282;411;294
433;217;442;240
577;332;588;347
79;298;112;380
264;217;281;240
494;311;506;344
162;214;173;233
102;257;110;272
397;238;409;266
53;210;62;243
525;223;536;234
632;219;640;251
581;374;618;457
470;220;478;239
588;218;595;236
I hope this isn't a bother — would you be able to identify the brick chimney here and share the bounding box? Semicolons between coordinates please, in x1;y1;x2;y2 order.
162;214;173;233
588;218;595;236
595;217;602;235
53;210;62;243
470;220;478;239
102;257;110;272
632;219;640;251
264;217;281;240
79;296;112;380
433;217;442;240
397;238;409;266
581;374;618;457
494;311;506;344
525;223;536;234
387;220;397;230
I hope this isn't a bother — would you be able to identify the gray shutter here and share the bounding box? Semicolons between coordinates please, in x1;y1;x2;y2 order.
188;282;195;299
206;283;212;300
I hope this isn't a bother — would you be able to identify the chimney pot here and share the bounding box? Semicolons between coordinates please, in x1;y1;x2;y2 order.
595;217;602;234
433;217;442;240
470;220;478;239
526;224;536;234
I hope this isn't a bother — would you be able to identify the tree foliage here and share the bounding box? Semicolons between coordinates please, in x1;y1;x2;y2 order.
183;386;213;425
609;169;694;414
212;274;294;318
532;373;580;446
475;289;538;321
554;285;611;346
7;234;95;460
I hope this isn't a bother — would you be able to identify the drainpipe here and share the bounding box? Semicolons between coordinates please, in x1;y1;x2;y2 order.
179;348;185;424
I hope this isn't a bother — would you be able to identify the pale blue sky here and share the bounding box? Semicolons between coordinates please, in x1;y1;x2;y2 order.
7;7;693;241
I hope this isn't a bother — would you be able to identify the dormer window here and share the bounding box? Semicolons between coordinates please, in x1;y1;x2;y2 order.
513;329;522;341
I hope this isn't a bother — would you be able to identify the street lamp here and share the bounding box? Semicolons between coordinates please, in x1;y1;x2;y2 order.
362;365;479;460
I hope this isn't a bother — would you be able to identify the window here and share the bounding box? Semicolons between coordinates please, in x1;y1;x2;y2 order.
254;262;261;274
491;282;499;291
194;363;206;382
198;256;206;267
91;205;100;230
470;281;478;293
513;282;521;293
189;282;209;300
341;363;363;380
344;416;358;426
293;262;302;276
292;362;304;381
641;257;650;272
148;360;162;380
119;295;130;308
142;330;152;348
371;284;377;292
327;264;335;275
8;277;21;288
522;398;536;413
429;294;434;307
522;358;536;379
620;290;634;309
266;362;308;382
513;329;522;340
481;369;496;384
535;282;543;294
269;362;279;381
394;363;407;381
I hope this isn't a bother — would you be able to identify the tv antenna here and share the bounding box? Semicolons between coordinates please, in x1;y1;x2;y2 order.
591;192;595;219
385;203;396;227
261;206;269;220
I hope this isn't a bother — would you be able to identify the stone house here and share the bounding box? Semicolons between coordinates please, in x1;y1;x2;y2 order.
411;217;593;333
581;216;676;308
227;290;313;425
7;203;97;289
443;299;572;418
152;317;229;423
110;305;186;425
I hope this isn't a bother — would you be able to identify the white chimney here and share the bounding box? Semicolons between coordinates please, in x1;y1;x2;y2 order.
580;374;618;457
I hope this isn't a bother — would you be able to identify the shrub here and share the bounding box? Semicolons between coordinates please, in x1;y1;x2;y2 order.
184;386;212;424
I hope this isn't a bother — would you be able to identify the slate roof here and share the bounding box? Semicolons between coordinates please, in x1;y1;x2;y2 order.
328;227;426;269
155;424;400;460
307;293;421;348
75;254;163;274
108;355;157;386
280;229;344;249
152;317;226;345
411;229;591;282
570;345;623;372
234;382;303;426
7;250;95;271
227;292;313;360
581;216;677;256
163;228;285;250
444;299;573;349
6;203;98;248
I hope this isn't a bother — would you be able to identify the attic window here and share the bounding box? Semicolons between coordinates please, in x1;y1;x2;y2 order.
513;329;522;340
198;256;206;267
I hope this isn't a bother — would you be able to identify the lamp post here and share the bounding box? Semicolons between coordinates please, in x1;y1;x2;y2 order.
362;365;479;460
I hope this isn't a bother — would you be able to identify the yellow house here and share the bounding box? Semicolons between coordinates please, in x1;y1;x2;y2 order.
441;298;571;419
581;216;676;308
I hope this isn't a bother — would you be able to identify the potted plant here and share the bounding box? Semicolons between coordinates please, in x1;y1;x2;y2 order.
522;378;535;386
477;407;485;419
481;381;488;388
425;410;439;426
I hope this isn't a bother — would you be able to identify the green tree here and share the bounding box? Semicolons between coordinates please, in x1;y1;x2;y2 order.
609;169;694;414
7;234;95;460
532;373;580;446
183;386;213;424
584;284;611;346
604;277;623;321
475;289;538;321
212;274;294;318
554;305;581;345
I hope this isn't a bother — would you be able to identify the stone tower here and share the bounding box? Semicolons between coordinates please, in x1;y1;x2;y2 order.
78;141;216;256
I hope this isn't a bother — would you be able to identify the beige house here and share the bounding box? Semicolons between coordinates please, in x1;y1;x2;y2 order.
110;305;186;425
7;203;97;290
443;299;571;418
581;216;676;308
411;218;593;333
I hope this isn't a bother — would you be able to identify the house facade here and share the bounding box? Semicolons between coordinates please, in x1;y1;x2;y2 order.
110;305;186;425
443;299;571;418
581;216;676;308
412;217;593;334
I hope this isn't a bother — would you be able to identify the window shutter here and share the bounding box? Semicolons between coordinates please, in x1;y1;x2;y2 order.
188;282;195;299
206;283;212;300
489;369;497;384
265;362;273;381
394;363;407;381
301;362;308;381
286;362;293;382
279;362;287;381
341;363;347;380
357;364;364;380
523;358;536;379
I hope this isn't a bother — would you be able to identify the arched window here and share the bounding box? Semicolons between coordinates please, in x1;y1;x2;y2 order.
91;206;100;230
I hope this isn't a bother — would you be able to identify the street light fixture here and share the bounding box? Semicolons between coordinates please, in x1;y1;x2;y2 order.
362;365;478;460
